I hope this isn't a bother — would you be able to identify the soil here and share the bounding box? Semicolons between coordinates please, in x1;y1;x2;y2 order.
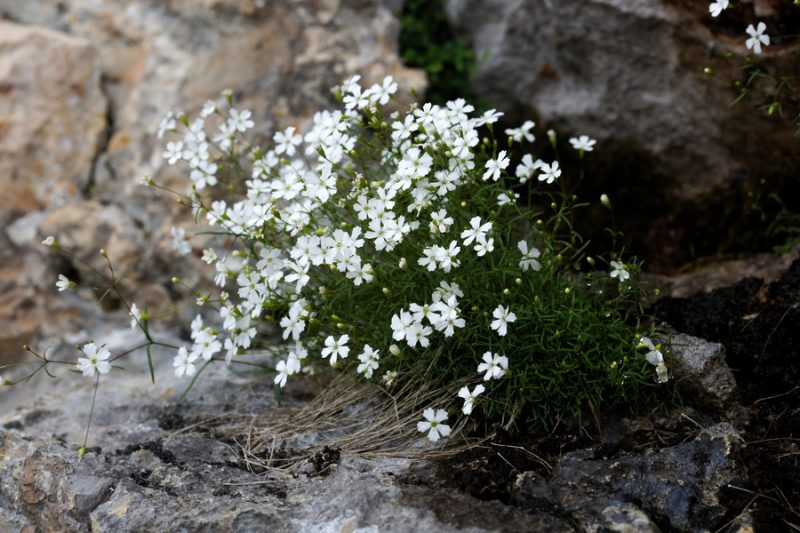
415;258;800;530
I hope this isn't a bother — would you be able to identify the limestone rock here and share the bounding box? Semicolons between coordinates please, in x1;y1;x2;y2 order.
0;0;425;353
0;21;106;225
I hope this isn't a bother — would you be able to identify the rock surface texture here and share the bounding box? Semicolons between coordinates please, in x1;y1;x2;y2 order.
446;0;800;266
0;0;425;352
0;326;752;532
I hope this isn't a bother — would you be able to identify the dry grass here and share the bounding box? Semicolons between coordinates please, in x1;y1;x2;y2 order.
183;372;489;475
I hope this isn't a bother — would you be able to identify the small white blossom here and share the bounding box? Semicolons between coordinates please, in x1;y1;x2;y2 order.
538;161;561;184
708;0;728;17
482;150;510;181
458;384;485;415
173;346;199;378
42;235;55;247
382;370;398;387
76;343;112;377
569;135;596;152
56;274;74;292
417;408;451;442
321;334;350;366
639;336;669;384
163;141;183;165
129;303;143;330
491;305;517;336
171;227;192;256
505;120;535;143
609;260;630;282
746;22;769;55
477;351;508;381
356;344;381;379
517;241;541;272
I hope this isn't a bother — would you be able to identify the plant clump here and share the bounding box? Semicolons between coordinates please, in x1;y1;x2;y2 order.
10;77;672;445
147;76;668;435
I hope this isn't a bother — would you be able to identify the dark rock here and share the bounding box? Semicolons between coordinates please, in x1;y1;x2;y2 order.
547;423;743;531
446;0;800;266
668;333;738;410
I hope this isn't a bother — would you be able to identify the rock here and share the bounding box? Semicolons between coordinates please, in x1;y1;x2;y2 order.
546;423;744;532
0;21;107;226
446;0;800;266
0;0;425;358
668;334;738;410
0;327;572;533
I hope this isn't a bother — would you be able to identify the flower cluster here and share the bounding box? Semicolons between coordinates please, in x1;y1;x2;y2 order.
144;75;666;439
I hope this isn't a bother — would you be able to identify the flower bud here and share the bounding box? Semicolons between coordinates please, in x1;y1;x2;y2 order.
171;276;181;284
515;278;522;286
600;194;611;208
586;256;596;266
503;288;511;296
389;344;401;356
399;257;408;270
382;287;391;296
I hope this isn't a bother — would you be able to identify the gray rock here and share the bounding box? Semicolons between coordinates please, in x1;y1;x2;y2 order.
446;0;800;260
668;333;738;410
546;423;744;532
0;327;573;533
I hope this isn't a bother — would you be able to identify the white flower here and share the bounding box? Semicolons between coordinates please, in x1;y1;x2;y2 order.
274;352;302;387
497;191;520;207
173;346;198;378
382;370;398;387
274;126;303;156
458;384;485;415
200;100;217;118
163;141;183;165
708;0;728;17
56;274;74;292
321;334;350;366
482;150;510;181
356;344;381;379
76;342;112;377
477;351;508;380
569;135;596;152
638;336;668;383
129;303;143;330
746;22;770;55
194;329;222;361
461;216;492;246
505;120;535;143
228;108;255;132
538;161;561;184
171;227;192;256
609;260;630;282
417;408;451;442
517;241;541;272
42;235;55;247
491;305;517;337
157;112;177;139
474;237;494;257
